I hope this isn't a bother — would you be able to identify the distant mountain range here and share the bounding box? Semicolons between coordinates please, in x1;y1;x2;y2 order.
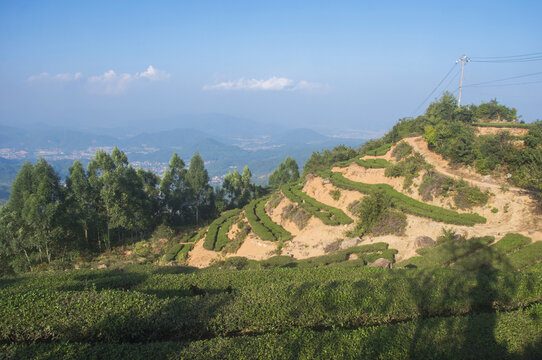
0;116;373;204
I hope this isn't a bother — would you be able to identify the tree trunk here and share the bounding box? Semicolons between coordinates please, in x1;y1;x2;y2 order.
37;246;43;262
23;249;33;272
83;220;88;245
45;241;51;264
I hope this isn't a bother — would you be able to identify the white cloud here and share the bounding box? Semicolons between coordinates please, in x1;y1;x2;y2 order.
203;76;322;91
27;66;170;95
27;72;83;82
137;65;170;81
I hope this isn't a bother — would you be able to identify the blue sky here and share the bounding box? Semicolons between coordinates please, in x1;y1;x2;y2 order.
0;0;541;136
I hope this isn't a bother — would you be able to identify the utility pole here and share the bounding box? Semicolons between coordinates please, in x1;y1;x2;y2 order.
456;55;470;107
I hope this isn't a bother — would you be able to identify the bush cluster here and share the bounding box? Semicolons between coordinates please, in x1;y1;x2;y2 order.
384;152;429;189
391;141;413;161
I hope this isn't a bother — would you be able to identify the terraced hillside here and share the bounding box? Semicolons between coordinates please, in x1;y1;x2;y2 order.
174;131;540;267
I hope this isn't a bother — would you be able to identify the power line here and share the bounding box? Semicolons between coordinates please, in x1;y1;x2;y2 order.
462;71;542;87
437;67;461;98
471;57;542;63
411;62;458;116
470;51;542;59
465;80;542;88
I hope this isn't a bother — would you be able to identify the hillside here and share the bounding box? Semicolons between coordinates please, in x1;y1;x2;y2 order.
178;129;540;268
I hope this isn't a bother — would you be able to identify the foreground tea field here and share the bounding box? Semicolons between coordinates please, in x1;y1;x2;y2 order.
2;259;542;359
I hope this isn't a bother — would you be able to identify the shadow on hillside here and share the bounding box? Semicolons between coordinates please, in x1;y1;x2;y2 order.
393;244;540;359
61;269;149;292
153;265;198;275
55;288;235;345
60;266;237;300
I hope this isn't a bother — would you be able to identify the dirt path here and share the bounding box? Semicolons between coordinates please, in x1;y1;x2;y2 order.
402;136;525;193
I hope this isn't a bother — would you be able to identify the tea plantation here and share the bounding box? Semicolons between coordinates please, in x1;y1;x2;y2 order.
2;239;541;359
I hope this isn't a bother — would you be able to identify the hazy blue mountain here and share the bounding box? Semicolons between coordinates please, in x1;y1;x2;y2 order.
0;120;367;197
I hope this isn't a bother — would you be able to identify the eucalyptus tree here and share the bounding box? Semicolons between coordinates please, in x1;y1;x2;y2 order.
186;151;211;225
160;153;188;226
223;166;260;209
0;159;63;271
268;157;300;188
66;160;94;248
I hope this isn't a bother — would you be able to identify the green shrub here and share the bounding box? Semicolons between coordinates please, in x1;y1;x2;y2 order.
453;180;489;209
384;152;427;189
244;199;274;241
352;190;392;236
391;141;413;160
255;198;292;240
223;220;250;254
347;200;363;216
175;243;194;262
418;171;455;201
364;143;393;156
329;189;341;201
150;224;175;242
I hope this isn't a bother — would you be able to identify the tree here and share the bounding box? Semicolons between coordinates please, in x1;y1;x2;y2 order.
222;165;259;209
22;158;63;264
160;153;188;226
0;159;63;271
425;92;457;123
186;151;211;225
269;157;300;187
66;160;94;248
475;99;517;122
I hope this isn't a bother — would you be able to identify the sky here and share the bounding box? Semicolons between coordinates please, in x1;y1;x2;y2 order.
0;0;541;136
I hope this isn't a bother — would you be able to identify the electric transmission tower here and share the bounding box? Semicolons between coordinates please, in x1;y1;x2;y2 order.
456;55;471;107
